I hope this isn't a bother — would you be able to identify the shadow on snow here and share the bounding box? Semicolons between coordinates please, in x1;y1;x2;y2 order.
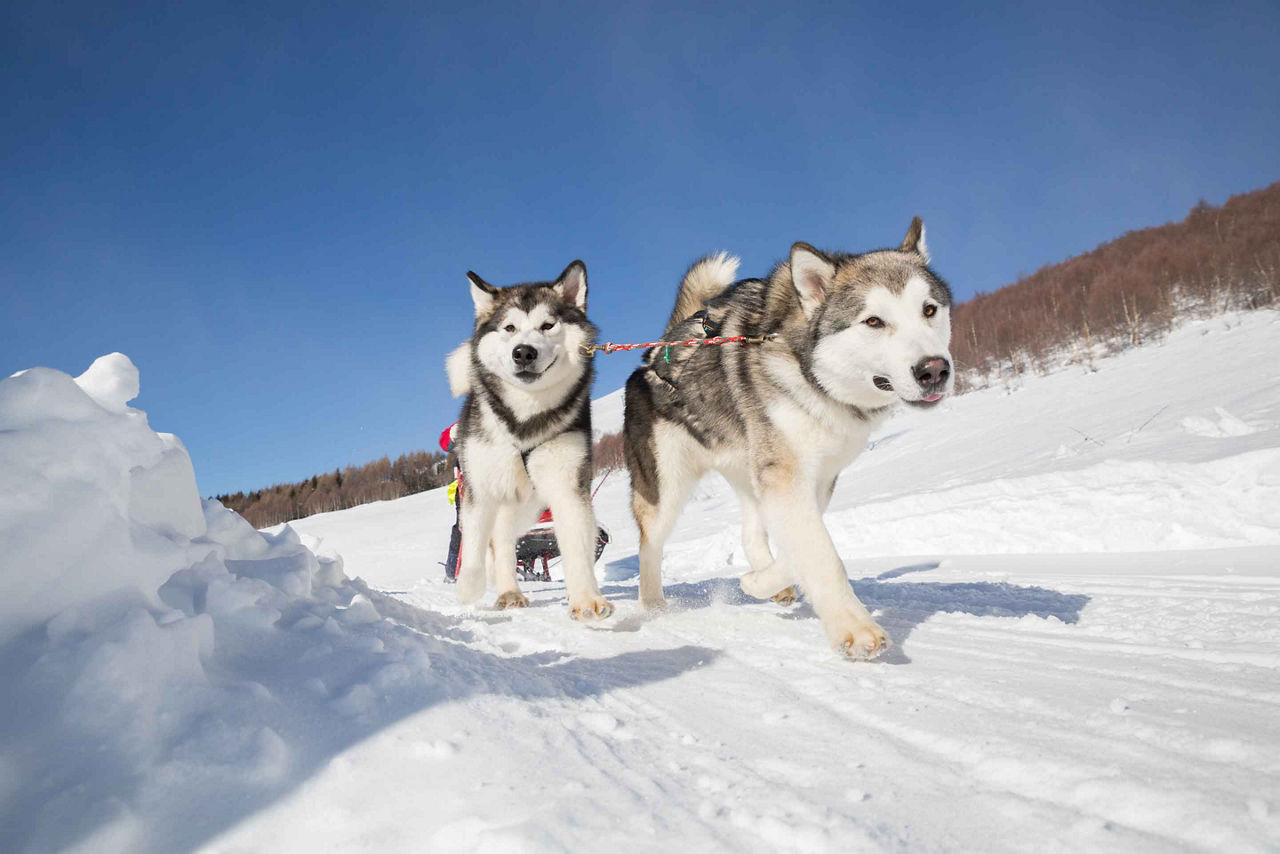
602;557;1090;665
0;582;715;854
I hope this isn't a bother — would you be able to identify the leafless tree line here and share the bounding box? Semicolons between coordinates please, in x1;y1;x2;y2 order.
951;181;1280;389
216;449;451;529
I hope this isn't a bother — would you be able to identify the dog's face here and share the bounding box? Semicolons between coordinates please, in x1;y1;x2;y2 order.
794;219;954;410
468;261;593;392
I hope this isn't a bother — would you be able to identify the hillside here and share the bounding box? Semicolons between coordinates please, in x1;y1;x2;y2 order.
952;181;1280;386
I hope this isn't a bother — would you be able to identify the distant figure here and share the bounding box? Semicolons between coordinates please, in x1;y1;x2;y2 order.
440;423;462;581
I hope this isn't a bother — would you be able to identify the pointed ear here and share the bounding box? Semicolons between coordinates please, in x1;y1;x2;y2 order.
552;260;588;311
466;271;498;318
900;216;929;263
790;243;836;319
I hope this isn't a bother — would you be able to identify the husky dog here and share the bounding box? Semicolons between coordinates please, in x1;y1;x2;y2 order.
623;219;952;658
445;261;613;620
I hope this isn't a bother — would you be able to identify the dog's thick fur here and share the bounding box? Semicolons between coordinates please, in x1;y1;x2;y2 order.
623;220;953;657
447;261;613;620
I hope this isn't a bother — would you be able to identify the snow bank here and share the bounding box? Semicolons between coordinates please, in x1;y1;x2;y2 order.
0;355;437;853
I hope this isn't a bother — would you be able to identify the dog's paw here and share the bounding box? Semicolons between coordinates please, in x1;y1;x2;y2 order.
639;594;668;612
569;595;615;622
455;566;486;605
740;568;789;600
494;590;529;610
770;586;798;607
826;616;891;661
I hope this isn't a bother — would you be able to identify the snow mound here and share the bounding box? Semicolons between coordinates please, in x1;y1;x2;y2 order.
0;356;433;852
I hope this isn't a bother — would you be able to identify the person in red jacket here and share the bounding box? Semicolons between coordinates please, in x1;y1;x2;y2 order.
440;423;462;581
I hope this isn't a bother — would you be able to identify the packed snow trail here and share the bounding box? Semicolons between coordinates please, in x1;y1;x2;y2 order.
227;311;1280;852
1;312;1278;852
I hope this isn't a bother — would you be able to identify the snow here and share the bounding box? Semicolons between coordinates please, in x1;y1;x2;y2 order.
591;386;625;436
3;311;1280;852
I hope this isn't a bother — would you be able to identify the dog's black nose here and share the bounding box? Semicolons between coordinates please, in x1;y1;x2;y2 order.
512;344;538;368
913;356;950;389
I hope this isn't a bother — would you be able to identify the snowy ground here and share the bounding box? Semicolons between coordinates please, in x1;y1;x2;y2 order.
4;312;1279;852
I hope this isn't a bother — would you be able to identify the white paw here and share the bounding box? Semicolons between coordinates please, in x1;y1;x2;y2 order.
740;568;789;600
494;589;529;610
639;594;668;612
770;586;798;607
824;612;890;660
569;594;615;622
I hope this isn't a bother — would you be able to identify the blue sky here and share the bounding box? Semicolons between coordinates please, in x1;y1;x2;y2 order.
3;1;1278;497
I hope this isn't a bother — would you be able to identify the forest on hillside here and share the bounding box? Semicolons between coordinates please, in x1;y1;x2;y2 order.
950;181;1279;387
220;181;1279;528
216;450;451;529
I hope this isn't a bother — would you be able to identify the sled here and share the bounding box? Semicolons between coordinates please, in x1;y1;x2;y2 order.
444;508;610;583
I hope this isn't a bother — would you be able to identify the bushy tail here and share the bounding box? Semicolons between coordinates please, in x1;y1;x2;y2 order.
663;252;740;336
445;343;471;397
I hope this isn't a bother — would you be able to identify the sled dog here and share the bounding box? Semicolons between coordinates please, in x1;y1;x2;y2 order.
445;261;613;620
623;219;953;657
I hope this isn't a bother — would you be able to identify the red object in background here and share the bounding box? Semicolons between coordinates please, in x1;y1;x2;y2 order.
537;509;553;523
439;424;455;453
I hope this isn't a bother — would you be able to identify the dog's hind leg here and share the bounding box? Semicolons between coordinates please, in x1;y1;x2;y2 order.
633;423;704;611
526;432;614;621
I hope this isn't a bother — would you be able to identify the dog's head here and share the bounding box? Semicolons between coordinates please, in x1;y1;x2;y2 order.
792;218;954;410
465;261;594;393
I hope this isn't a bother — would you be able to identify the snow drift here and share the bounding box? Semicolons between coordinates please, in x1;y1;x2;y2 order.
0;355;406;852
0;353;703;854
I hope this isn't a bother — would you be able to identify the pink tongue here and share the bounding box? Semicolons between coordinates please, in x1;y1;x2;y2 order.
923;393;943;402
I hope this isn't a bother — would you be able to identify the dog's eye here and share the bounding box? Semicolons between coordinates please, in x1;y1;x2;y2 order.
503;324;516;333
540;321;555;331
923;304;937;318
864;316;885;329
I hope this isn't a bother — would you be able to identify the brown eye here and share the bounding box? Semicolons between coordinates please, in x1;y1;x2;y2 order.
504;324;516;333
923;304;937;318
864;316;884;329
540;321;555;331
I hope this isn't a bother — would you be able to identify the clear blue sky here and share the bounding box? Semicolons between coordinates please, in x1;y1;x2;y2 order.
3;1;1278;497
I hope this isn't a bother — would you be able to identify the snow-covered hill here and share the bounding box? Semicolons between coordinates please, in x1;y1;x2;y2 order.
3;311;1279;852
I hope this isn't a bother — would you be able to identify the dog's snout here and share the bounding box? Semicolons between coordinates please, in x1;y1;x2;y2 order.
913;357;950;389
512;344;538;368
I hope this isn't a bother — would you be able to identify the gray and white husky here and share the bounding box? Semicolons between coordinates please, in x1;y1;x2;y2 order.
623;219;953;657
445;261;613;620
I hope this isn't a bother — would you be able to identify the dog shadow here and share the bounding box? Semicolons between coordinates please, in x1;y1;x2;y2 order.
602;559;1090;665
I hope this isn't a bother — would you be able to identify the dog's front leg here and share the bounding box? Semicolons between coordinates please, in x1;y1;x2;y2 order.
489;502;529;610
457;495;497;605
526;433;614;622
758;481;888;659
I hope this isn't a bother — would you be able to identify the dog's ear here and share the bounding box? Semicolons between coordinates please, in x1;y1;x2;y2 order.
552;260;588;311
790;243;835;319
466;271;498;318
900;216;929;263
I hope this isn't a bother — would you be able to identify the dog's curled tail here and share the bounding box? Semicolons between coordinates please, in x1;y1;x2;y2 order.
445;343;471;397
663;251;740;336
